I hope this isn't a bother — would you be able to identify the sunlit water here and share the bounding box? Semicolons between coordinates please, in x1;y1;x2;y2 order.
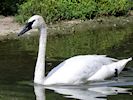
0;36;133;100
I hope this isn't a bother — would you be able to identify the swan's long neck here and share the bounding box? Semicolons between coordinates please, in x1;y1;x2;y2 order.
34;25;47;84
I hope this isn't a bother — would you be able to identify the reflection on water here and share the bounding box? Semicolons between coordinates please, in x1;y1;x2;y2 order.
0;36;133;100
45;86;131;100
34;81;133;100
34;85;45;100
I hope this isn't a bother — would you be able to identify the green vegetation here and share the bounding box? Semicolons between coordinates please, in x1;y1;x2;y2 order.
47;23;133;58
16;0;133;23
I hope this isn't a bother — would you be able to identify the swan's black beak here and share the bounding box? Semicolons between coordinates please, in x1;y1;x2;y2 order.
18;20;35;36
18;23;32;36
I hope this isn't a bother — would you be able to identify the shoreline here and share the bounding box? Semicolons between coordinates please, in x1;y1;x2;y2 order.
0;15;133;40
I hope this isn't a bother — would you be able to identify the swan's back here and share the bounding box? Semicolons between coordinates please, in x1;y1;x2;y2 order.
45;55;117;85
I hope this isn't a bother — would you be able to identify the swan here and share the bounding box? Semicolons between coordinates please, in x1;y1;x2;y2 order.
18;15;132;85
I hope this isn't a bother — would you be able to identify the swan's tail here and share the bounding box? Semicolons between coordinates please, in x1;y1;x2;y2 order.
88;57;132;81
127;57;132;61
110;57;132;74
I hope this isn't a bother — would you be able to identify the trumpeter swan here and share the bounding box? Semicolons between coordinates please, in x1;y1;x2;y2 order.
18;15;132;85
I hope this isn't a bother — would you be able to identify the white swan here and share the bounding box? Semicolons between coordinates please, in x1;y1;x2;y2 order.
18;15;132;85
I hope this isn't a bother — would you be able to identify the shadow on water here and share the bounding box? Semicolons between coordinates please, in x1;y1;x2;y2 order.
0;39;35;84
0;26;133;99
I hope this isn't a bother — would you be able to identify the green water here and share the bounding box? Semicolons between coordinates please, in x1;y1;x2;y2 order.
0;24;133;100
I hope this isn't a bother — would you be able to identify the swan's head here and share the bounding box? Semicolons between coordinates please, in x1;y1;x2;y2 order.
18;15;46;36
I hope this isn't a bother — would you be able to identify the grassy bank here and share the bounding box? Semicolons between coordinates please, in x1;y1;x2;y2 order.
16;0;133;23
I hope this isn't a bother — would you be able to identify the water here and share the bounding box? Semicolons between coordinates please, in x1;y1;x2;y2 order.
0;33;133;100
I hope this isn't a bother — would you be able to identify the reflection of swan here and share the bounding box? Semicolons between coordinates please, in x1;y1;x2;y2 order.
18;15;132;85
51;86;130;100
34;85;45;100
34;85;131;100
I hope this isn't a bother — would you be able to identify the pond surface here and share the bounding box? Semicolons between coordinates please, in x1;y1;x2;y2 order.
0;31;133;100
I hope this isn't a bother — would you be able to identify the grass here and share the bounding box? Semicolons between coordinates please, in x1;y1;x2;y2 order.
16;0;133;23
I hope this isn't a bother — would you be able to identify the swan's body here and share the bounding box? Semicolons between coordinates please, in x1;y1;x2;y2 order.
18;15;132;85
44;55;131;85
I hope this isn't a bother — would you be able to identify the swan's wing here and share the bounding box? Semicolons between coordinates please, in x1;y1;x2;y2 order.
88;57;132;81
46;55;114;78
46;61;66;78
45;55;118;84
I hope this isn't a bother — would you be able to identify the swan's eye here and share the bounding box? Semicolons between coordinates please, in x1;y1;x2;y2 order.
27;20;35;29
